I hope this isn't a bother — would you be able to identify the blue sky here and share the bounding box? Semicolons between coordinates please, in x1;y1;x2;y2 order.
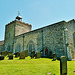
0;0;75;41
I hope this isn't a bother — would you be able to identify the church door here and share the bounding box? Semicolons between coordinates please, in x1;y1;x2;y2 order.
45;48;48;55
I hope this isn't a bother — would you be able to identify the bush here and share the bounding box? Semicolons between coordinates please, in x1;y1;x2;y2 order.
0;55;4;60
1;51;7;56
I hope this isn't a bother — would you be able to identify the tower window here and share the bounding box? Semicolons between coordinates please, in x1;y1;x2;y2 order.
9;33;11;37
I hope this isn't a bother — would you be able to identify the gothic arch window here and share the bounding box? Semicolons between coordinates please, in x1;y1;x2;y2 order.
27;40;35;52
73;32;75;47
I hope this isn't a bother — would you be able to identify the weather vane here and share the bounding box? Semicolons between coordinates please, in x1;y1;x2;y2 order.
18;11;20;16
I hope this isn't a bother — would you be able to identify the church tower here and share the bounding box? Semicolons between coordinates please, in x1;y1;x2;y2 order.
4;15;32;52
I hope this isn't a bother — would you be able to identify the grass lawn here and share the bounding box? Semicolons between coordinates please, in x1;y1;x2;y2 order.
0;56;75;75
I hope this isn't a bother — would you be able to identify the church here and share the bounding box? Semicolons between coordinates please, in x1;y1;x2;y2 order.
0;15;75;60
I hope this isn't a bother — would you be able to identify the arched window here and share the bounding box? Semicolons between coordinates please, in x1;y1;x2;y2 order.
27;40;35;52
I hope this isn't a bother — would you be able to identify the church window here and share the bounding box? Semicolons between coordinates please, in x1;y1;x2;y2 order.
73;32;75;47
9;33;11;37
27;40;35;52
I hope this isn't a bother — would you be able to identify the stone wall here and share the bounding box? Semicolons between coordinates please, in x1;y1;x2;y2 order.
64;19;75;60
14;21;65;58
0;45;4;51
43;22;65;57
4;22;15;52
4;20;32;52
0;41;4;51
15;20;32;36
4;19;75;60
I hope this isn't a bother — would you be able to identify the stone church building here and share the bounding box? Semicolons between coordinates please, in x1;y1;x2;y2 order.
0;16;75;60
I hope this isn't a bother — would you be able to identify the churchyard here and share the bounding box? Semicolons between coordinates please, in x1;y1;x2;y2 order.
0;55;75;75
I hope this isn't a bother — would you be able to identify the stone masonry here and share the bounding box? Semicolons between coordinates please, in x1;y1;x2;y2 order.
0;16;75;60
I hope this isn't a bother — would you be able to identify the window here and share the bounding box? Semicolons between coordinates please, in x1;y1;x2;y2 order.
9;33;11;37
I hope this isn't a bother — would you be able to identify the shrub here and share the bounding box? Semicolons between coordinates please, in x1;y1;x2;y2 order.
1;51;7;56
0;55;4;60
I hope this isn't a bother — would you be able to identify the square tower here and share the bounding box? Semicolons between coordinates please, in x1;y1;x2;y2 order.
4;16;32;52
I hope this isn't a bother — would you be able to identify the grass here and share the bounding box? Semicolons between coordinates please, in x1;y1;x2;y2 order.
0;56;75;75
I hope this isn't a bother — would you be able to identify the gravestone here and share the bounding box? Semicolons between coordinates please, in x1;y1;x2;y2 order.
8;55;13;60
0;49;1;55
8;51;13;56
49;51;53;58
1;51;7;56
60;56;67;75
36;52;41;58
19;51;25;59
0;55;4;60
31;51;35;59
24;50;28;57
15;52;20;58
53;53;57;61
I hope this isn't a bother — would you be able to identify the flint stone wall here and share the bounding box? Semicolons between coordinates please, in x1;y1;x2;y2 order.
14;21;65;58
64;20;75;59
4;19;75;60
0;45;4;51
